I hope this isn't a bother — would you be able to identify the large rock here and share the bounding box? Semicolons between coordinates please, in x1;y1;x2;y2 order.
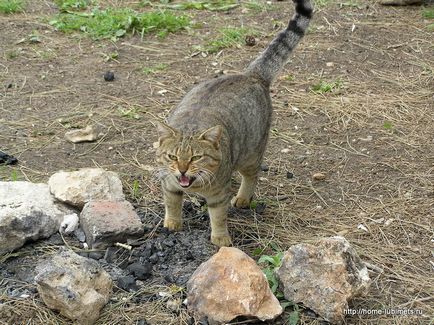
276;236;371;324
187;247;282;324
0;181;74;255
48;168;125;208
35;249;112;324
80;200;144;249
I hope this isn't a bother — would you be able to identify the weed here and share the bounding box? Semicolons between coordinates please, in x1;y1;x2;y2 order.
311;79;343;94
142;63;168;74
0;0;24;14
118;106;140;119
315;0;332;8
155;0;239;11
102;51;119;62
54;0;92;11
422;7;434;19
132;179;141;199
258;251;284;295
5;49;21;59
206;27;257;53
383;121;393;130
10;169;19;181
49;8;190;40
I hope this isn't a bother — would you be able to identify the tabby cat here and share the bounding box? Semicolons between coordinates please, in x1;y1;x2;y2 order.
156;0;313;246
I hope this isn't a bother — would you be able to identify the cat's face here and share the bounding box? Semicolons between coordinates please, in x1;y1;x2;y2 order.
156;122;222;189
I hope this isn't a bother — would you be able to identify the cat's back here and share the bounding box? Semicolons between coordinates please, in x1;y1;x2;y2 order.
168;73;272;132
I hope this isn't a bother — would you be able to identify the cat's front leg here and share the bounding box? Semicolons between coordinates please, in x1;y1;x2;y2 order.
162;186;184;231
231;166;259;209
206;191;232;247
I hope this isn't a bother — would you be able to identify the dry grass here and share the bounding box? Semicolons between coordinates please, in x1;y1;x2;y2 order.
1;0;433;324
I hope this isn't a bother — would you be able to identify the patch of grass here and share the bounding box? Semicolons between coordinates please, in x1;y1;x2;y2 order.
49;8;190;40
315;0;332;8
0;0;25;14
311;79;343;94
245;0;274;13
422;7;434;19
383;120;393;130
118;106;141;119
206;27;256;53
154;0;239;11
142;63;168;74
258;251;284;295
54;0;92;11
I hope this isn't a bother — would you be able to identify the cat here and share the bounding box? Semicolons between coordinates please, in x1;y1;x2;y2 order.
155;0;313;247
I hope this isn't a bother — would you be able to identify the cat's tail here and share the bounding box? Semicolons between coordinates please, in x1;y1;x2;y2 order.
245;0;313;85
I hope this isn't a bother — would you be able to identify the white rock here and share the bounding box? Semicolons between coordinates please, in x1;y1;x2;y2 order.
48;168;125;208
60;213;79;234
64;125;99;143
0;181;75;255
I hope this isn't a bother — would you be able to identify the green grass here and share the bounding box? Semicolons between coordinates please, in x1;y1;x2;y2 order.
0;0;25;14
245;0;274;13
206;27;257;53
311;79;343;94
153;0;239;11
422;7;434;19
49;8;190;40
54;0;93;11
142;63;168;74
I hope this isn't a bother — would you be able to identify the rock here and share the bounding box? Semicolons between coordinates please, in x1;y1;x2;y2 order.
286;171;294;179
276;236;371;324
127;262;152;280
80;200;144;249
117;275;138;292
48;168;125;208
104;71;115;81
0;150;18;165
35;249;112;324
59;213;79;234
312;172;326;181
0;181;75;255
245;35;256;46
187;247;282;324
64;125;99;143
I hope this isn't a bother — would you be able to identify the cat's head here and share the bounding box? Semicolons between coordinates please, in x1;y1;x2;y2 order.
155;122;222;189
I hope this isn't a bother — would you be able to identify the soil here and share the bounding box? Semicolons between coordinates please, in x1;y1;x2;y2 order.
0;0;433;324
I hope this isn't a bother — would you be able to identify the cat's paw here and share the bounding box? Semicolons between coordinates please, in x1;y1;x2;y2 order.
231;196;251;209
211;234;232;247
164;218;182;231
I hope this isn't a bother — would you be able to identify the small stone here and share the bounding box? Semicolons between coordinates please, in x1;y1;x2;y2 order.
149;253;159;264
276;236;370;324
117;275;138;292
260;164;269;172
88;251;104;260
74;228;86;242
312;172;326;181
104;71;115;81
187;247;282;323
286;171;294;179
280;148;290;154
64;125;99;143
81;200;144;249
0;151;18;165
326;62;334;67
35;249;112;324
127;262;152;280
245;35;256;46
167;298;182;312
59;213;79;234
255;202;266;214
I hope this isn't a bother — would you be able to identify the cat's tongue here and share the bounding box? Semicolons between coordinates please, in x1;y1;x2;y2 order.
179;175;190;187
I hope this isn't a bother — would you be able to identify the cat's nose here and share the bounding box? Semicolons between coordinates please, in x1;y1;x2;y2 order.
179;170;187;176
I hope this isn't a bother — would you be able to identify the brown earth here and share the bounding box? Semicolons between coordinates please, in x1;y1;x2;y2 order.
0;0;433;324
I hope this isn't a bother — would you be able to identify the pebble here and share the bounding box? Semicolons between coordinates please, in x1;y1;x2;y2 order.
104;71;115;82
280;148;290;154
127;262;152;280
260;164;269;172
117;275;138;292
312;172;326;181
286;171;294;179
88;251;104;260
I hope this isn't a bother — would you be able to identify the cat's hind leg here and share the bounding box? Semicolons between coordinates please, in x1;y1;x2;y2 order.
162;187;184;231
231;164;260;209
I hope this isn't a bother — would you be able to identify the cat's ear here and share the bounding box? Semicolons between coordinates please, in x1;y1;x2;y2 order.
198;125;222;148
156;121;178;144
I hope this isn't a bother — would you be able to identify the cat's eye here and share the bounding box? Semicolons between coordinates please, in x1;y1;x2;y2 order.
168;154;178;161
191;155;202;161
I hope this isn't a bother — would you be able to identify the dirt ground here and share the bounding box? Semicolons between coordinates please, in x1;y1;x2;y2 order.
0;0;433;324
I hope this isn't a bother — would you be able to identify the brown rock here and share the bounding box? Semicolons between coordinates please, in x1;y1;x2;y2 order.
187;247;282;324
80;200;144;249
276;236;370;324
312;172;326;180
35;249;112;325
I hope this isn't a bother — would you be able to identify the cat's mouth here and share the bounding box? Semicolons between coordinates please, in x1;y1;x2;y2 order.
178;175;196;188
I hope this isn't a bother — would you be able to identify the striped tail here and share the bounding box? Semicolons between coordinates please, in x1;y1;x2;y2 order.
245;0;313;84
